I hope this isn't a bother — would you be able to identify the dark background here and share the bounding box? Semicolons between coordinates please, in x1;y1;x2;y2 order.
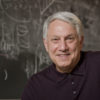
0;0;100;99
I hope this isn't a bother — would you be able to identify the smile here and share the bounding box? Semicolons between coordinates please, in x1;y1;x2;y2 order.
57;53;71;56
57;54;71;59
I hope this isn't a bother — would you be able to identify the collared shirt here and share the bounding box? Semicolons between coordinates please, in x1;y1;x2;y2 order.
21;51;100;100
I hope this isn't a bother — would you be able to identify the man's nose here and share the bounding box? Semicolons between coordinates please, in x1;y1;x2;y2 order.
59;40;68;51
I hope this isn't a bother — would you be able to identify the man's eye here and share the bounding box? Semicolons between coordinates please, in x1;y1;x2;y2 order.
51;38;59;43
53;39;58;40
52;38;59;41
68;37;74;40
66;37;75;42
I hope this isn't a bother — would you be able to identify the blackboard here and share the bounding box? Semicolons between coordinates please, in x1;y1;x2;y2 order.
0;0;100;99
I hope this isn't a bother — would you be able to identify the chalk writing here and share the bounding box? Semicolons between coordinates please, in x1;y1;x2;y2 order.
0;23;15;53
0;0;32;23
16;24;30;49
4;69;8;80
40;0;55;15
25;59;35;78
39;52;50;67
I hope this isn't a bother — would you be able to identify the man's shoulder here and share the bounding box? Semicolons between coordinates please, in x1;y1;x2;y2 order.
30;65;51;83
82;51;100;65
21;66;51;99
80;51;100;73
83;51;100;59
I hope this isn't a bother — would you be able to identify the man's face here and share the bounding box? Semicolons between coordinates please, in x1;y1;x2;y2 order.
44;19;83;73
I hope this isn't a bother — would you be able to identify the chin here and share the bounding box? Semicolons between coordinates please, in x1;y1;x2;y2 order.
57;62;71;68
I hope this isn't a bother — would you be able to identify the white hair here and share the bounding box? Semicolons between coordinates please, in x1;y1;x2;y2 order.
43;11;84;39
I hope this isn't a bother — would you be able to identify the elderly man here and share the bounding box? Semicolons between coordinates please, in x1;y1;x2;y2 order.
21;11;100;100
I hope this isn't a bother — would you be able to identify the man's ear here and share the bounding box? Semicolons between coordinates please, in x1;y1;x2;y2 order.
80;36;84;49
43;39;48;52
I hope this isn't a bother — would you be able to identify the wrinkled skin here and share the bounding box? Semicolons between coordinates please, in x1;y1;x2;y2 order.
43;19;83;73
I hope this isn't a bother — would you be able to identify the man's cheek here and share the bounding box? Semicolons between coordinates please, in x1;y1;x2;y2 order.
50;45;58;52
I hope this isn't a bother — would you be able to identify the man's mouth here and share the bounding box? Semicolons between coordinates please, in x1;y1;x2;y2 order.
57;53;71;59
57;53;70;56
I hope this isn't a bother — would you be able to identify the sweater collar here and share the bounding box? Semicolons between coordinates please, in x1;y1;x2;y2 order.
49;51;86;77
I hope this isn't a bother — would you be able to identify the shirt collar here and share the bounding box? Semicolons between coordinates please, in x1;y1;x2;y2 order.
71;51;86;76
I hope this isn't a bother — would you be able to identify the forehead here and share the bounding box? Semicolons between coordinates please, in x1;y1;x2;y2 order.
48;19;77;36
48;19;76;30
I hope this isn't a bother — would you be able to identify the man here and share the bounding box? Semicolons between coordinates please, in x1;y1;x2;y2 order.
21;11;100;100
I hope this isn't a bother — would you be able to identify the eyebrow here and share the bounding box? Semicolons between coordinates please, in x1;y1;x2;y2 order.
52;33;76;37
67;34;76;37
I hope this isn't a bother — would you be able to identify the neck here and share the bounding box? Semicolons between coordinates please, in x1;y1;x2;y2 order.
56;54;81;74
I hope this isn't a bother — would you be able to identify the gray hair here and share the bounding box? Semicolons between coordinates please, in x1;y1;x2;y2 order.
43;11;84;39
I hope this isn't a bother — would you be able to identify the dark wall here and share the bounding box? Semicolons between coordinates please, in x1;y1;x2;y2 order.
0;0;100;98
